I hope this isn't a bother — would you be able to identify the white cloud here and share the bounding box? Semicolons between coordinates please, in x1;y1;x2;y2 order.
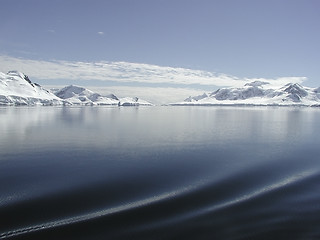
0;55;307;89
97;32;104;35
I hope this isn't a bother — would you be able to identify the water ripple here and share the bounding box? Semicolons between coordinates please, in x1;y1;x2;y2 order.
1;168;318;239
0;179;207;239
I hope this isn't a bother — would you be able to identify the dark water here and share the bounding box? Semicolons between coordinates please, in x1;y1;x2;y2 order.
1;106;320;240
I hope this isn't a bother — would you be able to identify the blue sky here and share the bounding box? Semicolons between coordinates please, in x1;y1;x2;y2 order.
0;0;319;103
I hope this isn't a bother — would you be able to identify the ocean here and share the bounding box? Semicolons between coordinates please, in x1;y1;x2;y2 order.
1;106;320;240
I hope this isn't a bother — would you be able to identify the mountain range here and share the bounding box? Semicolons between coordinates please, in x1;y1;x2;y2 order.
172;81;320;107
0;71;153;106
1;71;320;107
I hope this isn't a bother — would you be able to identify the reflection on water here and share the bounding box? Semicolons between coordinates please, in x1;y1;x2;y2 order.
0;106;318;152
0;106;320;240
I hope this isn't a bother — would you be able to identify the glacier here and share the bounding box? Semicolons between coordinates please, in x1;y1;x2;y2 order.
173;81;320;107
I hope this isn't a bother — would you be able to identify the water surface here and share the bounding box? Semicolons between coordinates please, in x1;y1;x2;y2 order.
1;106;320;239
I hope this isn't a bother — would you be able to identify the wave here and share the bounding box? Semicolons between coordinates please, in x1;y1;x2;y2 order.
1;167;319;240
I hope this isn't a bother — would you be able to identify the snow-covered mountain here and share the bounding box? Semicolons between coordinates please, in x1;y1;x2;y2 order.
54;85;119;105
3;70;318;107
0;71;63;105
173;81;320;107
0;71;153;106
54;85;153;106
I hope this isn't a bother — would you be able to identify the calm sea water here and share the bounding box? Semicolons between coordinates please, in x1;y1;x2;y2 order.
1;106;320;240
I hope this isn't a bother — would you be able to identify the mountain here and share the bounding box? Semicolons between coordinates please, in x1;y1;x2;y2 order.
54;85;153;106
173;81;320;107
0;71;63;105
0;71;153;106
54;85;119;105
4;70;317;107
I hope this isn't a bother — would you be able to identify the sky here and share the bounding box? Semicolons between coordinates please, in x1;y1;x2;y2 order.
0;0;319;103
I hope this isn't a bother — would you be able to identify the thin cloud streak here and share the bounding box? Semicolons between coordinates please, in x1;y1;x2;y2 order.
0;55;307;88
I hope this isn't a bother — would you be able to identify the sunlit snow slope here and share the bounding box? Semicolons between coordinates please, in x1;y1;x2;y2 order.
0;71;63;105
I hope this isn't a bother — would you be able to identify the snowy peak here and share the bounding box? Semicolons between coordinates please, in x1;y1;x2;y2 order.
7;71;32;85
3;71;47;92
210;86;265;100
54;85;119;105
281;83;308;102
0;71;62;105
55;85;101;100
173;81;320;107
55;85;88;99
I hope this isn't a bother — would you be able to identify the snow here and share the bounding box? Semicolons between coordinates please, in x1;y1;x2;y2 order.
0;71;64;105
118;97;153;106
0;71;153;106
172;82;320;107
1;70;318;107
54;85;119;105
54;85;153;106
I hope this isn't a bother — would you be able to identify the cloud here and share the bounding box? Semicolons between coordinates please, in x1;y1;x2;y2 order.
47;30;56;34
97;32;104;35
0;55;307;89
